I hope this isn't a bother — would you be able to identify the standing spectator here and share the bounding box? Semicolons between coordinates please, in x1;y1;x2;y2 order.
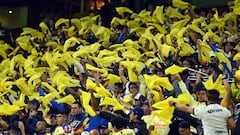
232;103;240;135
169;89;236;135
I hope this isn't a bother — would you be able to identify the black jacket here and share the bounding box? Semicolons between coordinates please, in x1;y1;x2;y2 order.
128;120;149;135
99;111;149;135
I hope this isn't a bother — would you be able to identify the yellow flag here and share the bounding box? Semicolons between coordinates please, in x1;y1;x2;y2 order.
81;90;96;116
165;64;186;75
99;97;124;111
203;74;226;98
172;0;189;10
56;94;76;105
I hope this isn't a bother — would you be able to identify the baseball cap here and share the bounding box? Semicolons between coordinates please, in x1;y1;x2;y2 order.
30;99;40;109
132;107;144;119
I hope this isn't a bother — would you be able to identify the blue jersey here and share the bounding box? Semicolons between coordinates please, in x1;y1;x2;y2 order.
68;114;89;133
84;115;104;132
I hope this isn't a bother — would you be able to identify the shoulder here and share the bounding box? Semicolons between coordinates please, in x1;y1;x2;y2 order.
113;128;136;135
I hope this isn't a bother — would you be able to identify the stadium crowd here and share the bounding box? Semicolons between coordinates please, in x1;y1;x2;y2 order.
0;0;240;135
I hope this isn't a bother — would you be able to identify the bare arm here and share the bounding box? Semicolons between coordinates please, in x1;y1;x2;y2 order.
169;100;194;114
18;121;26;135
221;75;232;107
227;117;236;129
0;117;9;130
67;87;81;99
197;39;203;63
119;64;128;85
172;48;180;62
116;95;133;110
90;89;101;111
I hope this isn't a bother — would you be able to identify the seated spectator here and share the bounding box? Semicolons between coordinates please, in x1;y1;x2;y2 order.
178;121;197;135
53;103;73;135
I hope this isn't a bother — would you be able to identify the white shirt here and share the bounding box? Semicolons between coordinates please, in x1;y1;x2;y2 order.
194;103;231;135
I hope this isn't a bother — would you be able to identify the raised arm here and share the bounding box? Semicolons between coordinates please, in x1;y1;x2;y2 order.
119;64;129;85
169;100;194;114
221;75;232;107
227;116;236;129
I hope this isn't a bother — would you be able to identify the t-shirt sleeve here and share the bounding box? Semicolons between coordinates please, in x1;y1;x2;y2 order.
193;106;205;118
224;108;231;118
124;81;130;95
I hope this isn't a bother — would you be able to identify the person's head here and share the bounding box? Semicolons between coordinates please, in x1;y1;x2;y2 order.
18;109;28;119
49;18;55;28
196;82;208;102
56;103;71;126
130;107;144;121
142;101;151;115
129;82;139;96
56;112;69;126
36;121;47;132
29;109;37;118
207;89;220;103
111;116;127;132
89;129;100;135
70;101;83;116
50;114;57;126
197;89;207;102
224;42;235;53
206;63;221;75
182;59;194;68
113;82;124;95
29;98;40;111
113;110;126;117
178;121;191;135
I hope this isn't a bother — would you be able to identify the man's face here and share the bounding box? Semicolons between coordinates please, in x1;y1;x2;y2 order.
142;104;151;115
113;85;120;95
71;103;82;115
56;114;68;126
179;127;190;135
197;90;207;102
130;111;137;121
50;115;57;126
129;84;138;96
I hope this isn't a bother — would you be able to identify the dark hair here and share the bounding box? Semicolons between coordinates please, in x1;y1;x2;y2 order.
207;89;220;102
113;110;126;117
179;121;190;129
114;82;123;89
208;63;222;74
128;82;138;90
73;101;83;108
111;116;127;129
196;82;207;92
58;103;71;115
